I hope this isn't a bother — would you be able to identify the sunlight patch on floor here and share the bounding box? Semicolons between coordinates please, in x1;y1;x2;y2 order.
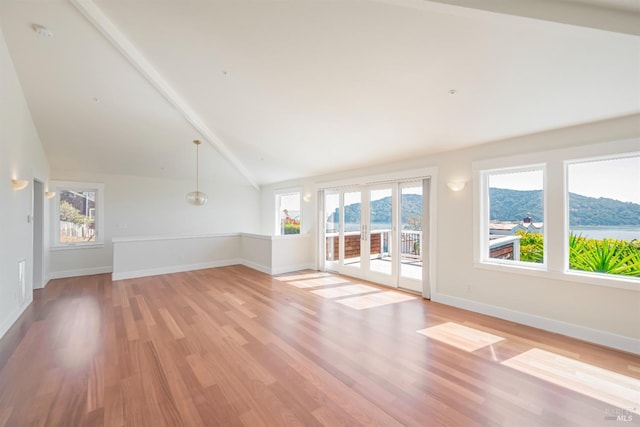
275;272;331;282
279;272;416;310
287;277;351;288
502;348;640;415
335;291;416;310
310;284;380;299
416;322;505;352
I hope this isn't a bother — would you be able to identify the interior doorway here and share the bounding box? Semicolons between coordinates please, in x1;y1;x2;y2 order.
32;179;44;289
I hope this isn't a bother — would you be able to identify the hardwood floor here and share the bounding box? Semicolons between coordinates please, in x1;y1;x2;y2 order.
0;265;638;426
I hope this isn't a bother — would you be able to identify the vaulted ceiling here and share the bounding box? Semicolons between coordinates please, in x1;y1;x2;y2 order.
1;0;639;188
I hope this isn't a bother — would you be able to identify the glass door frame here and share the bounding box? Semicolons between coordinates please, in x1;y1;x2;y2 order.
397;180;427;293
318;169;435;299
363;184;398;287
340;187;364;278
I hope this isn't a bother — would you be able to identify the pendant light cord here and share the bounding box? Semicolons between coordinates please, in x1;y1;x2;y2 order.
196;142;199;193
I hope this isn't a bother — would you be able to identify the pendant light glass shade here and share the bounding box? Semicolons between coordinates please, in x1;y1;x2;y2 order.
186;190;207;205
186;140;208;206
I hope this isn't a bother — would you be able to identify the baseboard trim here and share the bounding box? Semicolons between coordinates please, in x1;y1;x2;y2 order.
49;266;112;280
112;259;241;281
238;261;316;276
240;260;272;275
431;292;640;355
270;263;316;276
50;260;316;281
0;295;33;341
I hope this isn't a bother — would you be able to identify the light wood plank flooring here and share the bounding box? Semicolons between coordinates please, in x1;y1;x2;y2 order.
0;265;638;426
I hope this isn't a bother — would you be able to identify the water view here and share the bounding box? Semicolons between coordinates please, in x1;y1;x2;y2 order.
570;226;639;241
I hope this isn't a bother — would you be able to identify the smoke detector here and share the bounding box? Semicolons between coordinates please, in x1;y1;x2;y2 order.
33;24;54;38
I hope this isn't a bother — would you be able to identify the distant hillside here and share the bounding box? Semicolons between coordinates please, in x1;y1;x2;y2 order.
329;194;422;224
489;188;544;222
489;188;640;226
327;190;640;227
569;192;640;226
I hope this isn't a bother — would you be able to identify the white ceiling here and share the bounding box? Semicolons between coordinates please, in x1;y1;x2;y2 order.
1;0;639;188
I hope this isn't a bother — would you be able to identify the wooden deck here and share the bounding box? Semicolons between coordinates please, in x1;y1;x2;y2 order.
0;265;638;426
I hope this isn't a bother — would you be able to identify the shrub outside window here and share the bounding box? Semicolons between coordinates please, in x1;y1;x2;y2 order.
566;155;640;278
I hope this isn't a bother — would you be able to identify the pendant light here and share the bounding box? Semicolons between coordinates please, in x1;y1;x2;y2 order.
186;140;208;206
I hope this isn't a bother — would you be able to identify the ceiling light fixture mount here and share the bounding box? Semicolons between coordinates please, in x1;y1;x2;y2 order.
186;140;208;206
448;89;457;96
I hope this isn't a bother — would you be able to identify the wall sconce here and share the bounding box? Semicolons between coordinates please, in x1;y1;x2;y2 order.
447;181;466;192
45;191;56;199
303;192;311;203
11;179;29;191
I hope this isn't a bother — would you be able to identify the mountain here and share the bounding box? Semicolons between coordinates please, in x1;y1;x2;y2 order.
568;192;640;226
489;188;640;226
327;190;640;227
330;194;422;224
489;188;543;222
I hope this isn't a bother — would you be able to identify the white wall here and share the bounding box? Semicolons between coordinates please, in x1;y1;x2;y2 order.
0;27;50;338
261;115;640;353
111;232;313;279
271;234;313;275
49;171;260;278
240;233;273;273
112;233;241;280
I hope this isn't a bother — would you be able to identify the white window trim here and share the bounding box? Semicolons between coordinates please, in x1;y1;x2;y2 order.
478;163;547;271
51;180;105;249
473;138;640;291
274;187;302;236
563;151;640;283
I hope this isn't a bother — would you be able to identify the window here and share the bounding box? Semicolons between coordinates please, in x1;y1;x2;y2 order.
275;191;301;235
482;165;545;266
52;181;104;247
474;140;638;289
567;155;640;278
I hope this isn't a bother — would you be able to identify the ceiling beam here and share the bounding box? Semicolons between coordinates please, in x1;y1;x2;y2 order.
69;0;260;190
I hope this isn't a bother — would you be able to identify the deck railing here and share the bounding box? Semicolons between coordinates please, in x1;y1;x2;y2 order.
324;229;422;262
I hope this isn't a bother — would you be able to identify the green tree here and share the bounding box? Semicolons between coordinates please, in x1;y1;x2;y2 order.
516;231;544;263
60;200;82;223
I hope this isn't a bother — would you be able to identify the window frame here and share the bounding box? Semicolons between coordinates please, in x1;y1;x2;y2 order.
564;152;640;280
274;188;302;236
473;139;640;291
51;181;105;249
479;163;547;270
